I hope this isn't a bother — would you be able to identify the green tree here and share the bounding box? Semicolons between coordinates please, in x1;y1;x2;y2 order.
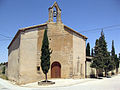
0;63;3;66
99;30;110;76
91;30;111;77
115;54;119;74
119;53;120;61
118;53;120;71
91;48;94;57
111;40;115;57
107;52;113;71
86;42;90;56
2;66;5;74
41;28;52;82
111;40;116;73
90;39;103;77
103;52;113;76
111;41;119;74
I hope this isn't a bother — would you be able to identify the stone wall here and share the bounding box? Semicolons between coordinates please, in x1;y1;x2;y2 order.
8;34;20;83
8;22;86;84
18;28;39;84
37;23;73;79
73;33;86;78
85;61;96;78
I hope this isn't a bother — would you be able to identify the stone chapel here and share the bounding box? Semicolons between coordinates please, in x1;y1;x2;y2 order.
8;2;88;84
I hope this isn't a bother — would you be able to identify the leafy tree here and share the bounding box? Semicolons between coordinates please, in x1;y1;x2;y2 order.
41;28;52;82
86;42;90;56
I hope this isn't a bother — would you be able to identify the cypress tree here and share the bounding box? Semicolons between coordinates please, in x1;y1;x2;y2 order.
41;28;52;82
103;51;112;76
91;39;102;77
115;54;119;74
111;40;116;73
86;42;90;56
2;66;5;74
111;40;119;73
111;40;115;57
118;53;120;71
99;30;111;76
91;30;111;77
91;48;94;57
106;52;113;72
119;53;120;61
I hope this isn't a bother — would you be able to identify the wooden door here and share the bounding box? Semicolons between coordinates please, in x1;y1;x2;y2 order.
51;62;61;78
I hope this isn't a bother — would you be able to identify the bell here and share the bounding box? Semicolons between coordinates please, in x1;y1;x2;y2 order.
53;10;57;17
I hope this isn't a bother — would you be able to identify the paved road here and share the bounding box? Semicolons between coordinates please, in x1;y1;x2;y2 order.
0;75;120;90
32;75;120;90
0;84;9;90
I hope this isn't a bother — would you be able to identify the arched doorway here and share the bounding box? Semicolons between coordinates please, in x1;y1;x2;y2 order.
51;61;61;78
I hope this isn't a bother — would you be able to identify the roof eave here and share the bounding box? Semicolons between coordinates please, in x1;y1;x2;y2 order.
64;25;88;40
8;23;47;49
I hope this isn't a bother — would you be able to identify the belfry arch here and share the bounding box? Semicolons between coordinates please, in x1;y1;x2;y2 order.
48;2;62;23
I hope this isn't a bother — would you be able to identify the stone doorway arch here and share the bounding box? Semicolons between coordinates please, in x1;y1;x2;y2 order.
51;61;61;78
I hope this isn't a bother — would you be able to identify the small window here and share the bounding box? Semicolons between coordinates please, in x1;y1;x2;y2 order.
37;66;40;71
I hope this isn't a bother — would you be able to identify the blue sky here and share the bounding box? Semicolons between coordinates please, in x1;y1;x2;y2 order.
0;0;120;62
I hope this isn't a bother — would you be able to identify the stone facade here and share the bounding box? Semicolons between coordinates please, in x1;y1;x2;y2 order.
8;33;20;83
8;2;87;84
85;56;96;78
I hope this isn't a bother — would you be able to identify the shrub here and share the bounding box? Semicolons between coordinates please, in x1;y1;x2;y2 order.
90;74;96;78
2;66;5;74
0;75;8;80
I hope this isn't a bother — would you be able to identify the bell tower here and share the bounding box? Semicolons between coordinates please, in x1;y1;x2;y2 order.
48;2;62;23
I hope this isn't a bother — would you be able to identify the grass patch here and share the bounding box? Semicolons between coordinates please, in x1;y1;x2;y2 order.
0;74;8;80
